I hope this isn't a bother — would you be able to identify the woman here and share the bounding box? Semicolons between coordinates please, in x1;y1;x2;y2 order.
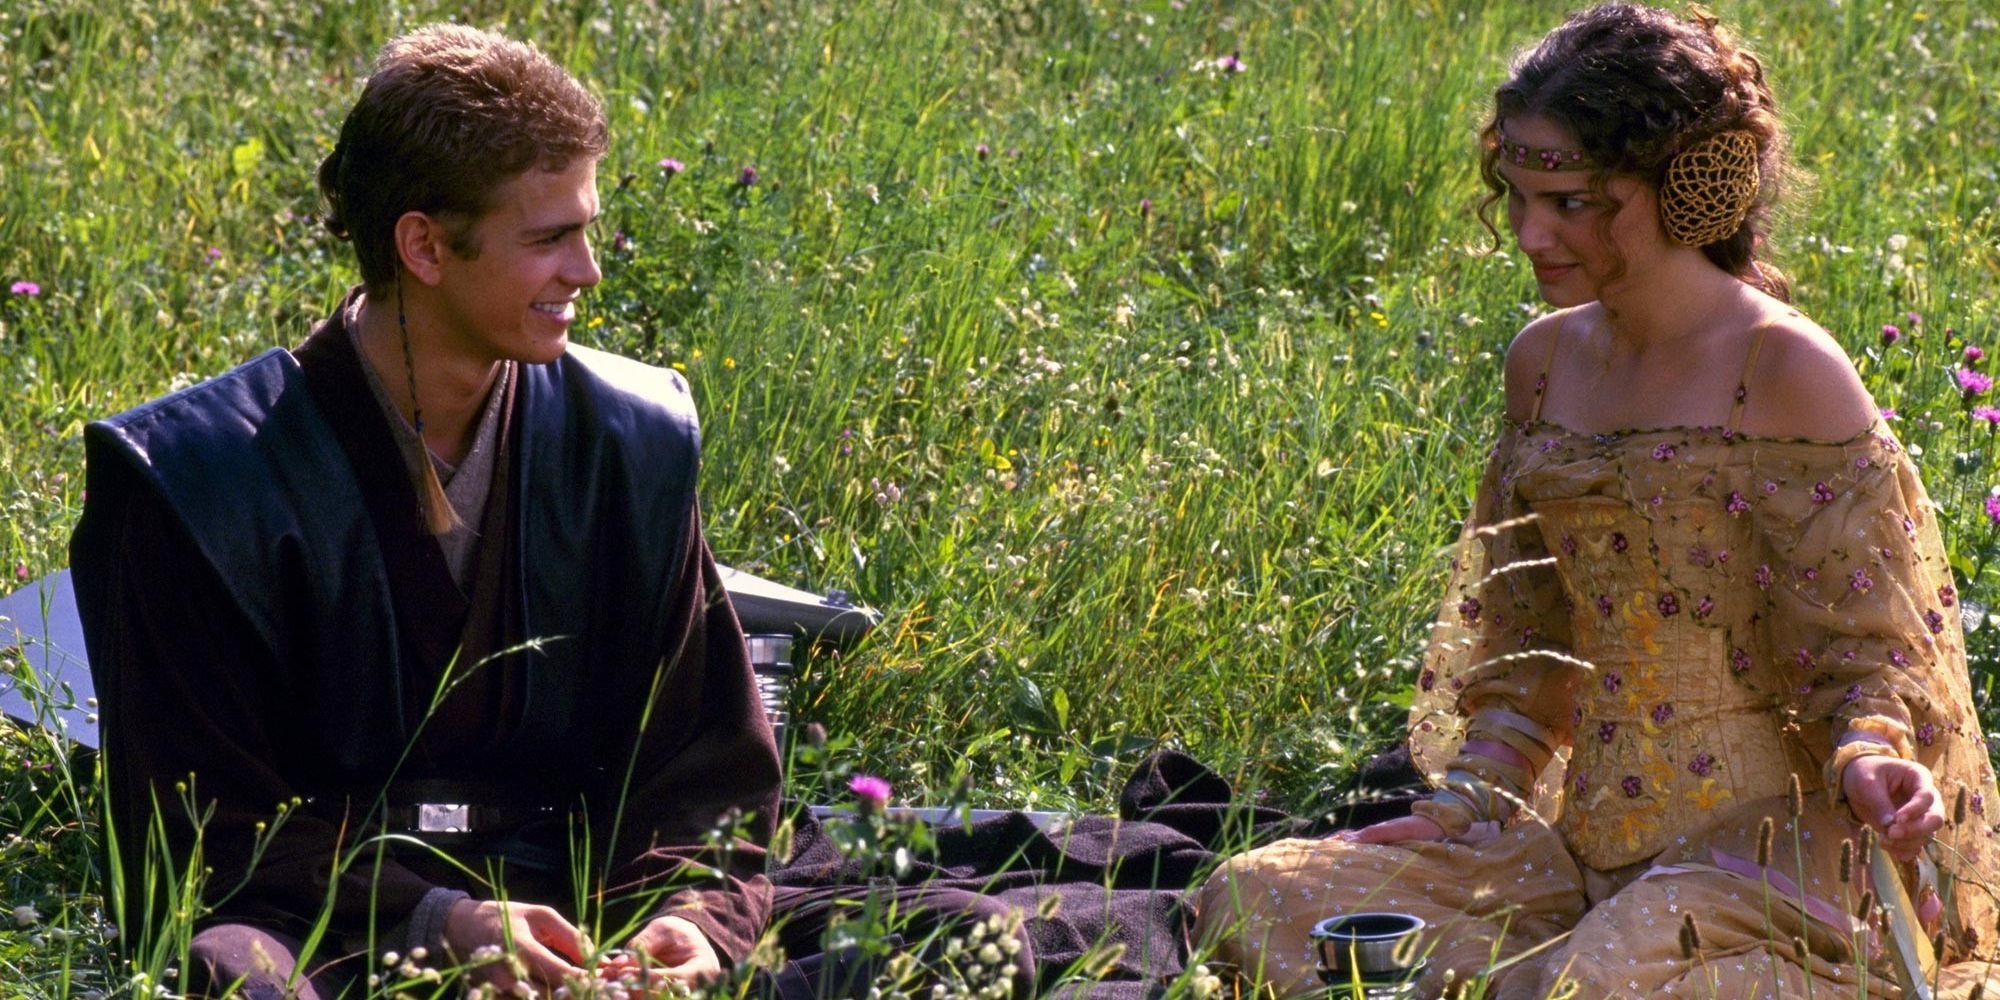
1193;5;2000;997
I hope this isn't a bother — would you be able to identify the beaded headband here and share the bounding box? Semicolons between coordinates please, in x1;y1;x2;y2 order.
1497;126;1594;172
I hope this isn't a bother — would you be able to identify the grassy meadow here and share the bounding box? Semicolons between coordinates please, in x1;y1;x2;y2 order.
3;0;1999;994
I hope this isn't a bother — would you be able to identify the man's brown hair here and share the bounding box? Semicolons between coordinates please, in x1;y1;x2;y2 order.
317;24;608;289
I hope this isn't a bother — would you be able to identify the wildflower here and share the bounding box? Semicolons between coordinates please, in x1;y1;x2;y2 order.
611;231;631;253
9;281;38;297
12;905;37;927
738;165;759;187
13;563;25;581
1215;52;1246;74
1985;495;2000;525
1958;369;1993;398
975;143;990;160
205;247;223;263
1976;407;2000;428
1908;311;1923;325
849;774;891;811
1139;198;1152;218
1881;324;1902;345
1881;406;1898;420
1968;346;1988;365
657;157;685;176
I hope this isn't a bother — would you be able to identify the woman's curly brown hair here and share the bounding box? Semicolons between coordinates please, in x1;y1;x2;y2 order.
1477;4;1797;301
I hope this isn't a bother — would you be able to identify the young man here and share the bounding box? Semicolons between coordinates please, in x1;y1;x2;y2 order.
72;25;779;996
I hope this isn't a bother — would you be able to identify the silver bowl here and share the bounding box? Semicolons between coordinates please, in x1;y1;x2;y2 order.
1310;912;1427;978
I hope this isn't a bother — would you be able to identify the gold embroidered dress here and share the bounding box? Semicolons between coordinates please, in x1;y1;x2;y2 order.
1194;368;2000;997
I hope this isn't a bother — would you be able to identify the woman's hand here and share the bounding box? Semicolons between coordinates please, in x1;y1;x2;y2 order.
443;898;588;990
1843;754;1946;862
1329;815;1448;845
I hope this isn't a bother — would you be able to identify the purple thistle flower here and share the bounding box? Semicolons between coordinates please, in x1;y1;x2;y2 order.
1216;52;1246;74
1881;324;1902;345
1139;198;1152;218
658;157;686;176
205;246;223;262
1908;311;1923;325
1881;406;1898;420
738;165;760;187
1958;368;1993;398
849;774;891;811
1986;495;2000;526
976;143;991;160
1975;407;2000;428
1967;346;1987;365
9;280;38;297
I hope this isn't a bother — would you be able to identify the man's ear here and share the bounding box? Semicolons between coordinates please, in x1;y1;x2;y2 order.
393;211;448;287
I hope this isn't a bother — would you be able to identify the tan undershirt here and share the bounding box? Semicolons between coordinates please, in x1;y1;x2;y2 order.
344;301;513;590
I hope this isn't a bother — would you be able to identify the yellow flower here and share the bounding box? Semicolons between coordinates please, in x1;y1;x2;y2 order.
724;357;737;369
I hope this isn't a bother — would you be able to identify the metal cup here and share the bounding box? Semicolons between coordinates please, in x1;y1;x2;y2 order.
1311;912;1427;999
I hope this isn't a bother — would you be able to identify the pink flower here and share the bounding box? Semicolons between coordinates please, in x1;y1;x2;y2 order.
1986;495;2000;526
8;280;38;297
657;157;686;176
1882;324;1902;345
12;563;27;581
205;247;223;262
1958;369;1993;398
848;774;891;811
1967;346;1987;365
1976;407;2000;428
1880;406;1898;420
1215;52;1246;74
1908;311;1923;325
1140;198;1152;218
738;165;759;187
976;143;991;160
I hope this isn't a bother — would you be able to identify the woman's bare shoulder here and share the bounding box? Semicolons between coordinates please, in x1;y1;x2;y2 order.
1503;306;1593;423
1738;310;1879;441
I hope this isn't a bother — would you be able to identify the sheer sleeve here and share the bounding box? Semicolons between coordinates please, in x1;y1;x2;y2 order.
1744;436;1980;794
1744;431;2000;954
1409;432;1578;832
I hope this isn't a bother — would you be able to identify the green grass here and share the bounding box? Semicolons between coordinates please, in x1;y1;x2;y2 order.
2;0;1998;995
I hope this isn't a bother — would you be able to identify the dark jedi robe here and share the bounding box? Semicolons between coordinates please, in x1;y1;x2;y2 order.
70;304;782;968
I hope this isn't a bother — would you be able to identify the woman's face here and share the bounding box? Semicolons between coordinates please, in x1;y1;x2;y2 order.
1497;116;1669;306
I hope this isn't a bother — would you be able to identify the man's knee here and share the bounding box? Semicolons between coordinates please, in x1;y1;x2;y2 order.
187;923;348;1000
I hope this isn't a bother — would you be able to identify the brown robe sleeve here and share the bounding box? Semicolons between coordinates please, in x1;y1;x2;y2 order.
597;504;781;964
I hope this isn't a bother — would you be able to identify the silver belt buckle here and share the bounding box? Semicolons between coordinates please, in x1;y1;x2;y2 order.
417;803;471;833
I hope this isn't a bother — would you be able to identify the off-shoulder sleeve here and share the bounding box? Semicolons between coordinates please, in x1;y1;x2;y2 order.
1409;432;1578;831
1744;434;1963;793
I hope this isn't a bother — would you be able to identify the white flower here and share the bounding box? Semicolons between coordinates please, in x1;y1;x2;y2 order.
12;904;38;928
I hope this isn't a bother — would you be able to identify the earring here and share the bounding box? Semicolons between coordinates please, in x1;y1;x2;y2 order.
1657;130;1762;247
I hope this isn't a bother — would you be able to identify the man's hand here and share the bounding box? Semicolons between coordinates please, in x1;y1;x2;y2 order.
1843;754;1946;862
443;898;588;990
626;915;722;987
